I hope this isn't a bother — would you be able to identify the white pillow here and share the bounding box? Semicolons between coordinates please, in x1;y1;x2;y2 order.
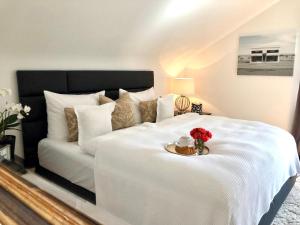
119;87;156;124
75;103;115;146
156;95;174;122
44;90;105;141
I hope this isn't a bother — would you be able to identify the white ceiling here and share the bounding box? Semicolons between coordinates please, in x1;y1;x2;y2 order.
0;0;279;61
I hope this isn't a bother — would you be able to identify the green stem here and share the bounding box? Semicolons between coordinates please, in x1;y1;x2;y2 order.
1;108;10;137
3;109;7;136
195;139;204;154
0;111;4;137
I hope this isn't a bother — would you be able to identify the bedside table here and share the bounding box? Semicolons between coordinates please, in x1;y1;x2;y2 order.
0;144;11;161
0;145;26;175
175;111;212;116
199;112;212;115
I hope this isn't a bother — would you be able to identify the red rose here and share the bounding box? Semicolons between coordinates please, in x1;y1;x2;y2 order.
190;128;212;142
206;131;212;138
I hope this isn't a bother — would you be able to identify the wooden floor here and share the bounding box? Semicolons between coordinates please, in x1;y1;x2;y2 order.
23;172;130;225
0;165;101;225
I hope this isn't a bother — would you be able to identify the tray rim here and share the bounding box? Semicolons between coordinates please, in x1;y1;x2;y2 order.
164;143;209;156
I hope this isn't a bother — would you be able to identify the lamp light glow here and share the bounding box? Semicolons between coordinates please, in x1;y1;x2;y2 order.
171;77;195;96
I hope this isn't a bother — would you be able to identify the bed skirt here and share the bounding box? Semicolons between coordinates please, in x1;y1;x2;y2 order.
258;176;296;225
35;165;96;204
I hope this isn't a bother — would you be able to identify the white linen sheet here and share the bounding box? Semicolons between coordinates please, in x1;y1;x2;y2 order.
82;113;300;225
39;139;95;192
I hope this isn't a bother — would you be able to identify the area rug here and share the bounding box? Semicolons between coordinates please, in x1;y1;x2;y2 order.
273;177;300;225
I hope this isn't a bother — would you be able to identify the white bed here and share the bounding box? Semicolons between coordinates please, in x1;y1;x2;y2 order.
38;139;95;192
81;113;300;225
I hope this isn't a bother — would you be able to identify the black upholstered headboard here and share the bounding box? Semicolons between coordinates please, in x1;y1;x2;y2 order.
17;70;154;168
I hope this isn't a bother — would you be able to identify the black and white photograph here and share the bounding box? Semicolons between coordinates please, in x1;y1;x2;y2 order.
237;33;296;76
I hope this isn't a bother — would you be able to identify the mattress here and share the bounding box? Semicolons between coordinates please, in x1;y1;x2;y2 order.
38;138;95;192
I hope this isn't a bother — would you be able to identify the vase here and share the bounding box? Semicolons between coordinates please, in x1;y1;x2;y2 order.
0;135;16;161
194;139;205;155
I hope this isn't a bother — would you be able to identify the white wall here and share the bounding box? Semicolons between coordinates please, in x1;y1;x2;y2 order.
183;0;300;131
0;0;174;158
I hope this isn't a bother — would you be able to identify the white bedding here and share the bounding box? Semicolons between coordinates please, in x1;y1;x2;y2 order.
82;113;300;225
38;139;95;192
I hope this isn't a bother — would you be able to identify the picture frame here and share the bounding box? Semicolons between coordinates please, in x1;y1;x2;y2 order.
237;32;296;76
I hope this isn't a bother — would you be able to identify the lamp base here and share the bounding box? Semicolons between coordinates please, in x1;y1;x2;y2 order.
175;95;190;113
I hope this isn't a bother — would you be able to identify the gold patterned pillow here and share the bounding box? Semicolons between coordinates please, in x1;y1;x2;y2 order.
64;108;78;142
99;95;114;104
99;93;135;130
139;99;157;123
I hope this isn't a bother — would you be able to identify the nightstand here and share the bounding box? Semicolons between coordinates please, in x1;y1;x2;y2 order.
198;112;212;115
174;111;212;116
0;145;26;175
0;145;11;161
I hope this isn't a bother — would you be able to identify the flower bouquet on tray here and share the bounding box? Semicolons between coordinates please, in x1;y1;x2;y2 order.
190;128;212;155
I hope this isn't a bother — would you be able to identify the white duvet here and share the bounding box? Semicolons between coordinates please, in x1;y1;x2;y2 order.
82;113;300;225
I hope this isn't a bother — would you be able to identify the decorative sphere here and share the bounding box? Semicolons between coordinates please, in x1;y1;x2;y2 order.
175;96;190;112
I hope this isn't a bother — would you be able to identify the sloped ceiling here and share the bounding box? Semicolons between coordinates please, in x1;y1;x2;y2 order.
0;0;279;69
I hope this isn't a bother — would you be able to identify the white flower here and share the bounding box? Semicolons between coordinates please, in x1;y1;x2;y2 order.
17;113;24;120
0;88;12;97
23;105;31;114
11;103;23;113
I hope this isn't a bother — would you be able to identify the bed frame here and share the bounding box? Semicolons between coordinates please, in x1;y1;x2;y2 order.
17;70;154;167
17;70;154;203
17;70;296;224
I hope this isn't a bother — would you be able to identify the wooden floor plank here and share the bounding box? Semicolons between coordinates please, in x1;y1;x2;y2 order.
0;165;101;225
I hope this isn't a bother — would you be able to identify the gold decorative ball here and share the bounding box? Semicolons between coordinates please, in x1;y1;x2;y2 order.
175;96;190;112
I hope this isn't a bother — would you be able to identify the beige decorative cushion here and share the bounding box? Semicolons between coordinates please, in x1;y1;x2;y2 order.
99;95;114;104
119;88;156;124
139;99;157;123
99;93;135;130
64;108;78;142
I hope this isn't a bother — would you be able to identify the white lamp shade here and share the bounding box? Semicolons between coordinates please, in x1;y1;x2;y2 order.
171;77;195;96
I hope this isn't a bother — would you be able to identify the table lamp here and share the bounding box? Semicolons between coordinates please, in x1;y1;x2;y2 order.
171;77;195;113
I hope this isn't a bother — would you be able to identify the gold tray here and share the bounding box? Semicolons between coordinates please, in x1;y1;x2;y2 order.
164;144;209;156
